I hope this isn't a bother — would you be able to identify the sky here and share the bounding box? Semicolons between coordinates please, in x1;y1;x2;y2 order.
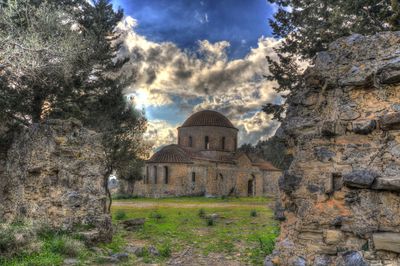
111;0;282;150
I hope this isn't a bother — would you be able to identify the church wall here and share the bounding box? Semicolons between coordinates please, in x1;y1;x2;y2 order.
262;170;282;198
178;126;238;152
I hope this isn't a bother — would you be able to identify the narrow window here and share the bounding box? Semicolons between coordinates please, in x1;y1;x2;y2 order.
221;137;225;150
234;137;237;151
205;136;209;150
146;166;149;184
189;136;193;147
153;166;157;184
178;137;181;145
164;166;169;184
192;172;196;183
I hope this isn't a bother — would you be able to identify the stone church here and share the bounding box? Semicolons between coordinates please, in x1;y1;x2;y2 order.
134;110;281;197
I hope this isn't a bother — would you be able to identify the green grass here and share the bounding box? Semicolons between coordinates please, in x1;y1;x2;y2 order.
112;196;279;265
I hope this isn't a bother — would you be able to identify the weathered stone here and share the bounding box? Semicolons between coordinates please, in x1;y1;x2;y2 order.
377;64;400;84
121;218;145;231
372;178;400;191
380;112;400;131
343;170;379;188
315;147;336;162
125;245;144;256
324;230;343;245
0;119;111;243
313;255;331;266
341;251;368;266
340;107;361;121
373;233;400;253
148;246;159;256
352;120;376;135
278;171;302;194
111;253;129;261
289;256;306;266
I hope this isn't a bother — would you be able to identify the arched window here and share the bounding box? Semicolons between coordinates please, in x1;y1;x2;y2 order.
219;173;223;180
164;166;169;184
205;136;209;150
221;137;225;150
189;136;193;147
153;166;157;184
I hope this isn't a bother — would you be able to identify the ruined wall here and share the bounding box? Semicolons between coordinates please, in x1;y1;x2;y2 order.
269;31;400;265
0;119;112;242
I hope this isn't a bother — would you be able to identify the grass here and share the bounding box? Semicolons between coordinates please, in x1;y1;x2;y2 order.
112;196;279;265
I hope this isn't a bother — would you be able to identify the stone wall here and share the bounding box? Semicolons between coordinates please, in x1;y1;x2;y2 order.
269;31;400;265
0;119;112;243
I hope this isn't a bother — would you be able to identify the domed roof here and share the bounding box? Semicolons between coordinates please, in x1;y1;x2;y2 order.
147;145;192;163
180;110;237;129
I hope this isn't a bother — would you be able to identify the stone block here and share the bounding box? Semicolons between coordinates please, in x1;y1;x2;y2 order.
352;120;376;135
380;112;400;131
343;170;379;188
372;178;400;191
324;230;343;245
373;232;400;253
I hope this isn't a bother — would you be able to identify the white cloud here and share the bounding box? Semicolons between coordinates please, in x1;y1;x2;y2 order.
115;16;282;149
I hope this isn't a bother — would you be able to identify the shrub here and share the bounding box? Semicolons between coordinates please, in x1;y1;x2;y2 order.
250;210;258;217
115;210;127;220
198;209;206;218
159;244;171;257
206;217;215;226
0;222;36;257
150;212;164;220
50;235;86;257
112;194;139;200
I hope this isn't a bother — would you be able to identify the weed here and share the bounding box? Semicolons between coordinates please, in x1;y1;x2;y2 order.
115;210;127;220
198;208;206;218
206;217;215;226
159;244;171;257
150;212;164;220
50;235;86;257
250;210;258;217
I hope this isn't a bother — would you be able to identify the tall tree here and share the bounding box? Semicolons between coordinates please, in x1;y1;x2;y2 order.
264;0;400;120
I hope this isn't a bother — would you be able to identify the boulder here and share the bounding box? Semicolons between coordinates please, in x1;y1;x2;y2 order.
343;170;379;188
373;233;400;253
340;251;368;266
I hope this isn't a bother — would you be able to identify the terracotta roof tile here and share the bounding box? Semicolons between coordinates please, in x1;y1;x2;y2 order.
147;145;193;163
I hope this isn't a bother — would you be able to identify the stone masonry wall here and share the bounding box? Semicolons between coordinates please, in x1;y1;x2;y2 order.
269;32;400;265
0;119;112;243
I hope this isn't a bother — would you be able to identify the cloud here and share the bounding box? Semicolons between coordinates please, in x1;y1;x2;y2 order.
144;120;178;151
116;16;282;149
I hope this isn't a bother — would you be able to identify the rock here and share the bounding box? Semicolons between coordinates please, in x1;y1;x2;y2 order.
289;256;306;266
340;107;361;121
111;253;129;261
263;256;274;266
372;178;400;191
148;246;159;256
380;112;400;130
125;245;144;256
63;258;79;265
373;232;400;253
324;230;343;245
97;256;119;263
340;251;368;266
343;170;379;188
274;200;286;221
313;255;331;266
206;213;219;220
352;120;376;135
377;64;400;84
121;218;145;231
314;147;336;162
279;171;302;194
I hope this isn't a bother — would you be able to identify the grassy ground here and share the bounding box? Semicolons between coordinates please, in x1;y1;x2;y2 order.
110;196;279;265
0;197;279;265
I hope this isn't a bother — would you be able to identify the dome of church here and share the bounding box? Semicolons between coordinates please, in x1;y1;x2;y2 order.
147;144;192;163
180;110;237;129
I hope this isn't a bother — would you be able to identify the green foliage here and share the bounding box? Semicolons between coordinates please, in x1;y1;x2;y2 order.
112;194;140;200
158;244;172;258
198;208;206;218
250;210;258;217
264;0;399;120
206;217;215;226
49;235;85;257
150;212;164;221
115;210;127;220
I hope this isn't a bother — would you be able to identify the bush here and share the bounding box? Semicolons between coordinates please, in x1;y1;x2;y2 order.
206;217;215;226
198;209;206;218
0;222;36;257
159;244;171;257
250;210;258;217
150;212;164;220
50;235;86;257
115;210;127;220
112;194;139;200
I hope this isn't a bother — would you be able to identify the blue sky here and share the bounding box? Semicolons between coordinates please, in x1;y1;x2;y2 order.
112;0;274;59
111;0;281;149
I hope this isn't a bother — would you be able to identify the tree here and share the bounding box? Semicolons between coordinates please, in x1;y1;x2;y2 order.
0;0;150;211
264;0;400;120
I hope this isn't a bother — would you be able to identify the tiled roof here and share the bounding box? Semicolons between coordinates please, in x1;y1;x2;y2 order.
180;110;237;129
147;145;193;163
252;161;281;171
